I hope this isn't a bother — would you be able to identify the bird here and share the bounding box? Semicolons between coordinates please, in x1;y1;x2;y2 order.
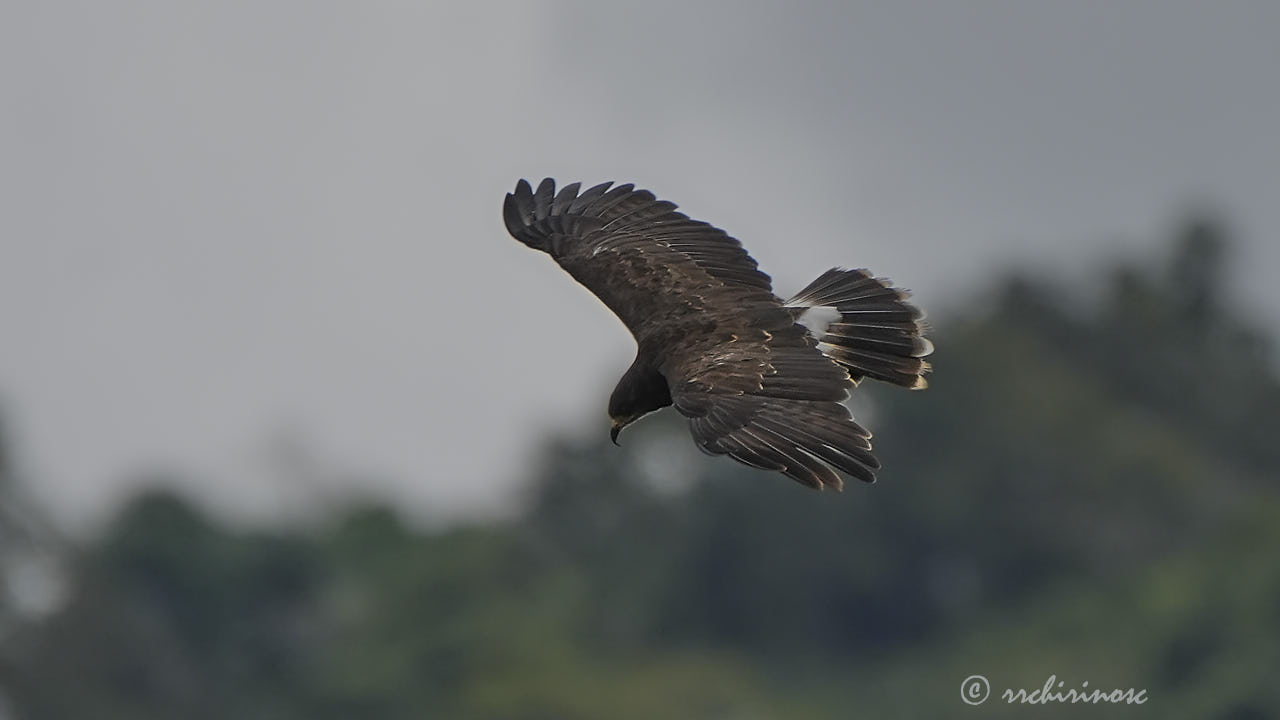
503;178;932;490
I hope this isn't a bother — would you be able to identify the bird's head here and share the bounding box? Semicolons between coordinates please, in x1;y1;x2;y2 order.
608;359;673;446
609;413;642;445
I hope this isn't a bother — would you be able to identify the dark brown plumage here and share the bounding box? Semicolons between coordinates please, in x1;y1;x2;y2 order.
504;178;932;490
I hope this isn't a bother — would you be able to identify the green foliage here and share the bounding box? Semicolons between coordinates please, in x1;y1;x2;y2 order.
1;218;1276;718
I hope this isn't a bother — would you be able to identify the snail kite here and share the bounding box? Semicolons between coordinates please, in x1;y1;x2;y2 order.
504;178;933;490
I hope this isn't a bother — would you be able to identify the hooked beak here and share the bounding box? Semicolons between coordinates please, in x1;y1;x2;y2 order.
610;420;623;446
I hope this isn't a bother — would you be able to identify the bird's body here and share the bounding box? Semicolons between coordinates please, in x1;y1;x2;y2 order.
504;178;932;490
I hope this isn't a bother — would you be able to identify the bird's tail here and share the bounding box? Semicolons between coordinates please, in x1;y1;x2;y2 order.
786;268;933;389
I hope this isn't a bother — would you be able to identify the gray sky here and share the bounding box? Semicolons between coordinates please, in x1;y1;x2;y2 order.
2;1;1278;531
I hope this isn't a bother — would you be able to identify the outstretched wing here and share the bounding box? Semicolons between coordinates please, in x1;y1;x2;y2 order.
668;330;881;490
503;178;784;340
505;178;881;488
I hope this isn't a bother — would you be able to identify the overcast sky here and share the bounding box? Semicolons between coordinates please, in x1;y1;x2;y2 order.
2;1;1277;531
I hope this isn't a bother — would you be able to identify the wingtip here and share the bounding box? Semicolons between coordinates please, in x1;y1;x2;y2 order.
502;191;527;237
534;176;555;195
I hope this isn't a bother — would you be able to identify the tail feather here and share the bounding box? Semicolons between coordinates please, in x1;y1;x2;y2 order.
787;268;934;389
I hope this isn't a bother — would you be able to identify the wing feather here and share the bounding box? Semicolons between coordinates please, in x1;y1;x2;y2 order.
504;178;773;298
671;383;880;489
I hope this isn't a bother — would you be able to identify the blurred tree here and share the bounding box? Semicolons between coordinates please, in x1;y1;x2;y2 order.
0;410;15;632
2;488;325;719
0;410;63;653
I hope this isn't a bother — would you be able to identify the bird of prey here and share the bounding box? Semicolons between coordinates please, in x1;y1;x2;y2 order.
504;178;932;490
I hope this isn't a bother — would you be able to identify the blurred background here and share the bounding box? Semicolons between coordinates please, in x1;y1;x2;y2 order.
2;2;1278;718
